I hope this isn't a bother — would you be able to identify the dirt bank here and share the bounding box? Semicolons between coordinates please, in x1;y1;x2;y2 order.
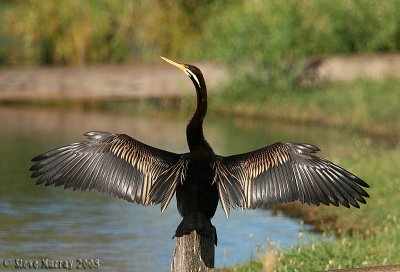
0;62;228;102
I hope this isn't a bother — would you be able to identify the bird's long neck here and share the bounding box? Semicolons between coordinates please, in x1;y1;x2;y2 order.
186;78;213;153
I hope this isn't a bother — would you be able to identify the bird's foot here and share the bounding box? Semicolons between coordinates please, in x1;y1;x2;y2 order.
173;212;218;246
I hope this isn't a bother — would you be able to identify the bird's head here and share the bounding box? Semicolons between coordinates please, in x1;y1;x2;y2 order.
161;56;203;90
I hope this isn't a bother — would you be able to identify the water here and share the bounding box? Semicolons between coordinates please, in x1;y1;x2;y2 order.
0;106;377;271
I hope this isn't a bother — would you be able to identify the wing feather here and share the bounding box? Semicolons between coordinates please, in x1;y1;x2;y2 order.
220;142;369;210
30;131;186;210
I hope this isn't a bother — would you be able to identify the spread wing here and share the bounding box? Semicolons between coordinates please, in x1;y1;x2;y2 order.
30;131;187;211
215;142;369;217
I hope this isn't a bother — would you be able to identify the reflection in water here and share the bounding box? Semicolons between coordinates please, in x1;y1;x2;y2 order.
0;106;382;271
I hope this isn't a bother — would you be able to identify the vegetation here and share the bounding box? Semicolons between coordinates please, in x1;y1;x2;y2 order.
0;0;230;65
204;0;400;60
1;0;400;66
210;78;400;138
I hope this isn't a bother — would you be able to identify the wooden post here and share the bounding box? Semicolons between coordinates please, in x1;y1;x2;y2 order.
170;231;215;272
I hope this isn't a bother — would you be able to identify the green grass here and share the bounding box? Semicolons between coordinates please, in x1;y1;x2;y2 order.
211;78;400;138
276;230;399;271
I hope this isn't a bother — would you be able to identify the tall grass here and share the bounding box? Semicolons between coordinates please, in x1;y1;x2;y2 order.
204;0;400;62
1;0;400;66
0;0;229;65
2;0;137;65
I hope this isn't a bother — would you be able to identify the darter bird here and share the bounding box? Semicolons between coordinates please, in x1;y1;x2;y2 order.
30;57;369;245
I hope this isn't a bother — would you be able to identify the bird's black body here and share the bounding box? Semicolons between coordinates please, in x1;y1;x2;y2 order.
175;153;219;240
30;57;369;247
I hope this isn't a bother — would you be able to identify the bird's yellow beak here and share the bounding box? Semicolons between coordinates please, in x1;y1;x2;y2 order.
161;56;189;76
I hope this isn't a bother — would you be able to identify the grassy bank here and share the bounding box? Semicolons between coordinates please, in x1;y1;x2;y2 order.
210;78;400;139
210;78;400;271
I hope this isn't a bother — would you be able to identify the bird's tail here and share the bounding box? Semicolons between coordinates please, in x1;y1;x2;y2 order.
174;212;218;246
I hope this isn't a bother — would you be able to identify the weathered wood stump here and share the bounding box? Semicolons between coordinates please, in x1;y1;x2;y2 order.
170;231;215;272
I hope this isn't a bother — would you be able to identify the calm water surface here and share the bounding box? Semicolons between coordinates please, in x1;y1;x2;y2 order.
0;106;380;271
